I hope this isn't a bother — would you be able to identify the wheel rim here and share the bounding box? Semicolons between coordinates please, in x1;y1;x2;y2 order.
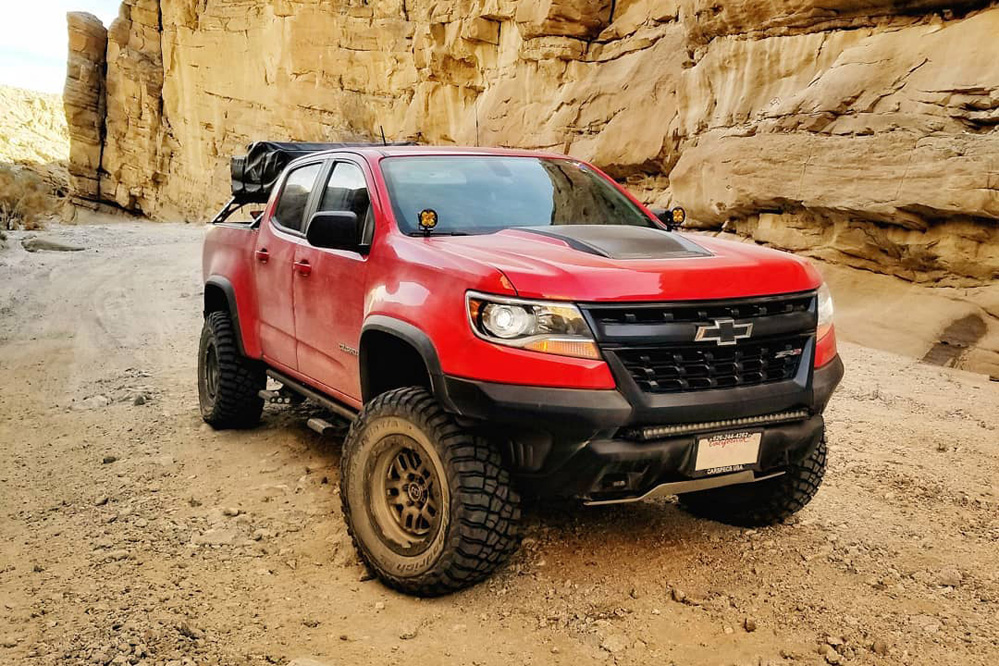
367;435;445;556
203;343;220;402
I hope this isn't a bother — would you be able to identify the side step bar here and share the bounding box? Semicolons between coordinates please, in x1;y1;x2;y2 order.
583;470;785;506
265;369;359;422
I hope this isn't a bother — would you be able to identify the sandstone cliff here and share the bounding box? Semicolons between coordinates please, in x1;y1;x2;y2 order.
64;13;106;204
0;86;70;229
0;86;69;167
64;0;999;286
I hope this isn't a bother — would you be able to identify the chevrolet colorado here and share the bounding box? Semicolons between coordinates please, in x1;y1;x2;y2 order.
199;142;844;596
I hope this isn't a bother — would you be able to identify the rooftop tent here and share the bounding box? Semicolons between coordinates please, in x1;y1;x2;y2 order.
231;142;359;203
214;140;412;224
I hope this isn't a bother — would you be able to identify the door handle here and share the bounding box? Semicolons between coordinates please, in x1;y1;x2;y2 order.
293;260;312;277
255;248;270;263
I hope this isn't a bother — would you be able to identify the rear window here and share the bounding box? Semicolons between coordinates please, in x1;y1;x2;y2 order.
273;163;322;232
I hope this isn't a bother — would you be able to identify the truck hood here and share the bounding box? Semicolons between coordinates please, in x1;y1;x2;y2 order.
427;226;822;301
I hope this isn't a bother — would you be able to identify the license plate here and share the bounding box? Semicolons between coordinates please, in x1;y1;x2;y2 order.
695;431;761;473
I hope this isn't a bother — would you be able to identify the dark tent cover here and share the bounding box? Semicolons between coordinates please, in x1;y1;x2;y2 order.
216;140;414;224
231;142;351;203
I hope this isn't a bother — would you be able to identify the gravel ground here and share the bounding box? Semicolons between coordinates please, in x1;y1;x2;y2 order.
0;221;997;666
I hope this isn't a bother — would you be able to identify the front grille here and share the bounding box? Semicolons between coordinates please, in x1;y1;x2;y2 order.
587;294;813;326
614;334;808;393
582;293;817;395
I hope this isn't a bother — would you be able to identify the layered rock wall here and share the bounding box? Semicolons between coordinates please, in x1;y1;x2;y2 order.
65;0;999;284
63;12;107;203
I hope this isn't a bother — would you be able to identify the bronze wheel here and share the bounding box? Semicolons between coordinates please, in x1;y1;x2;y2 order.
367;435;447;556
340;387;521;596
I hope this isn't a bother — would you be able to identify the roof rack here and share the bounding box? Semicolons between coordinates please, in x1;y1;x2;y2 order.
213;140;413;225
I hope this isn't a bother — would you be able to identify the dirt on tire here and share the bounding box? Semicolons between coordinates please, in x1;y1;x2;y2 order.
679;436;827;527
198;310;265;429
340;387;521;596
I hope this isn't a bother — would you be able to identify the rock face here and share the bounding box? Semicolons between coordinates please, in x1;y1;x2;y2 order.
1;85;70;226
64;0;999;284
63;12;107;204
101;0;165;214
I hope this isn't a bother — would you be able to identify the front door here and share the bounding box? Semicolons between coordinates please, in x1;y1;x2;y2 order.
253;161;324;371
292;160;373;402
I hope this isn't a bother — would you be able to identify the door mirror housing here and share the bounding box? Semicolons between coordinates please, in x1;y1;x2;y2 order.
306;211;360;250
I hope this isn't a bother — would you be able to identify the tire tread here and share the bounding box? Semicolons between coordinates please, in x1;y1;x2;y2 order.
340;387;521;596
199;311;265;429
678;437;827;528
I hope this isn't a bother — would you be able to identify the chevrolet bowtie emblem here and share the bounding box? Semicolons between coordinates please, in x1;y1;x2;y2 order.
694;318;753;346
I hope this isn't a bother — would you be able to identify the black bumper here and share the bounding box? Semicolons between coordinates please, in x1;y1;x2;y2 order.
437;355;844;500
539;415;826;502
439;355;843;436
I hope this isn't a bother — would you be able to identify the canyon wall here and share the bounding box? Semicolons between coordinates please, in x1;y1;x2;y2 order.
65;0;999;284
63;13;107;204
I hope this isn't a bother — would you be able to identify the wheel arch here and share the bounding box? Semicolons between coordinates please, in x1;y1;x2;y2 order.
359;316;445;403
203;276;247;356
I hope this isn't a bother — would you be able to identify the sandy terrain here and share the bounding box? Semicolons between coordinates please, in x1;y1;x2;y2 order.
0;220;997;666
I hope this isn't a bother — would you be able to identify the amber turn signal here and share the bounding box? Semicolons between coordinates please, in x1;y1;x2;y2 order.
522;338;602;360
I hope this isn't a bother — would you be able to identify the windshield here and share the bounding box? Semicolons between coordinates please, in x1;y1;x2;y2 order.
381;156;656;235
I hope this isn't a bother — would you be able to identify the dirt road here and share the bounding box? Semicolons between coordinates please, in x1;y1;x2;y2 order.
1;220;997;666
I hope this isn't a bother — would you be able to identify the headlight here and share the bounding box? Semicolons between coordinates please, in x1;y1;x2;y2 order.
817;283;834;338
466;292;600;360
481;303;536;339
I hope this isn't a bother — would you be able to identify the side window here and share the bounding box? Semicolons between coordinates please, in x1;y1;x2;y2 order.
319;162;372;242
273;163;322;232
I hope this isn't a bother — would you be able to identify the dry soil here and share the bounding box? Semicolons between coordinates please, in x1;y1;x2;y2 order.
0;220;997;666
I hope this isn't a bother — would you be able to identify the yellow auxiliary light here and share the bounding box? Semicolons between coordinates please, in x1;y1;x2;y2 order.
418;208;438;231
671;206;686;225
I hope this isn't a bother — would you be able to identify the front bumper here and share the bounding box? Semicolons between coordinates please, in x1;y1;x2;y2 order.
437;355;843;501
439;355;843;436
534;415;825;502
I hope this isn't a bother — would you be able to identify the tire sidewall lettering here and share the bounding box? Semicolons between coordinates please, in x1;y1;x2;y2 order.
347;413;452;577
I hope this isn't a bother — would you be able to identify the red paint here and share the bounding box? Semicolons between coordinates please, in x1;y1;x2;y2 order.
203;146;838;401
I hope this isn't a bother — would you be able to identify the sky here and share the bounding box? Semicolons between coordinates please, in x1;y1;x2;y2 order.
1;2;121;94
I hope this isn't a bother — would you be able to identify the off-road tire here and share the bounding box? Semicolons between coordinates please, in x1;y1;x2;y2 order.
678;436;827;527
340;387;521;596
198;311;265;429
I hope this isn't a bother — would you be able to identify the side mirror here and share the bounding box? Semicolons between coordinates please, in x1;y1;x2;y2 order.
651;206;686;232
306;211;360;250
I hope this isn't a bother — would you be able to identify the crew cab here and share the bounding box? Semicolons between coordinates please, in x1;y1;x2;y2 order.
199;142;843;596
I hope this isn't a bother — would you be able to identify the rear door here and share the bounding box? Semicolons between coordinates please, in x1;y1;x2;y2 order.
253;161;324;371
292;159;374;402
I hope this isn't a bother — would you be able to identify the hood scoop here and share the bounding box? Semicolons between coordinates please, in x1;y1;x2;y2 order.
517;225;712;261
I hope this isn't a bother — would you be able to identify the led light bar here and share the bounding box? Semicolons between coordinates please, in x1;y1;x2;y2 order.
628;409;811;441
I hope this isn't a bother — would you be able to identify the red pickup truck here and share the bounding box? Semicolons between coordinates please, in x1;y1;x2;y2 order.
200;142;843;596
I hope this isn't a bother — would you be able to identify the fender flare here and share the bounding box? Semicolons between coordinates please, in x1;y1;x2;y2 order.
360;315;445;400
204;276;247;356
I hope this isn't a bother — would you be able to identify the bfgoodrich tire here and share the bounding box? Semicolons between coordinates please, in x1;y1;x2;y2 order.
197;311;265;429
340;387;521;596
678;436;827;527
